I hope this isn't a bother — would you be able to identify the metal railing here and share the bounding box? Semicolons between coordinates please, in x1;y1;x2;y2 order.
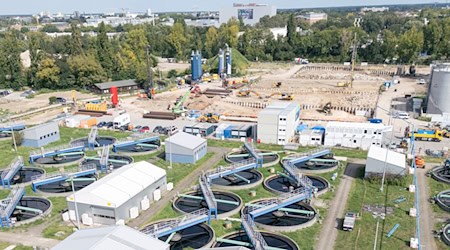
242;214;267;250
30;143;85;157
99;145;110;167
0;186;24;217
206;158;257;177
247;187;311;213
199;175;217;211
30;163;97;182
284;147;330;160
1;156;23;181
142;208;209;237
88;126;98;145
283;162;313;188
244;141;262;161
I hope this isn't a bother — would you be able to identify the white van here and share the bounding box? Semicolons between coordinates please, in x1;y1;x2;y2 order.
396;112;409;119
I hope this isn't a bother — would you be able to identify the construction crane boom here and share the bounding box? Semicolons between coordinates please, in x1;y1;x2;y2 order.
172;88;192;114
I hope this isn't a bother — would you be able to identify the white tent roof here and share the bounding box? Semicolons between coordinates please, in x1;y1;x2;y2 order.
67;161;166;208
52;225;169;250
165;131;206;150
367;145;406;169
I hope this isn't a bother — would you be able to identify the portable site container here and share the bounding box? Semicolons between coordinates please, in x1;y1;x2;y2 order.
79;117;97;128
183;123;216;137
231;124;253;139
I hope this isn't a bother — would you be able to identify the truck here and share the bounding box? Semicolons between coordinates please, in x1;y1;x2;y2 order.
409;129;443;142
113;112;131;129
343;212;356;231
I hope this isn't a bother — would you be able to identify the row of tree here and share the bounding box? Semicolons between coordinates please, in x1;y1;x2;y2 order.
0;8;449;91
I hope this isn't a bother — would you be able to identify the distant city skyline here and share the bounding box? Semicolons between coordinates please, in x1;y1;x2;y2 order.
0;0;441;15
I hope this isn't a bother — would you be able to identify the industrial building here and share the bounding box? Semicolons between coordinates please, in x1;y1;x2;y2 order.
257;102;300;145
21;122;60;147
365;146;406;178
220;3;276;25
165;132;207;164
296;12;328;24
324;121;387;150
66;161;167;225
52;225;170;250
299;129;324;146
231;124;254;139
183;123;217;137
92;79;139;94
426;62;450;114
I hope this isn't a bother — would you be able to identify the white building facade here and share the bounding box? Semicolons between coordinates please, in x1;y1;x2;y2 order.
220;3;276;25
365;145;406;178
324;122;388;150
257;102;301;145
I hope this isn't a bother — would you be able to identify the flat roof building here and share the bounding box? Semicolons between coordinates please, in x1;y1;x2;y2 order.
257;102;300;145
165;132;207;164
52;225;170;250
183;123;217;137
21;122;60;147
296;12;328;24
220;3;276;25
365;146;406;178
66;161;167;225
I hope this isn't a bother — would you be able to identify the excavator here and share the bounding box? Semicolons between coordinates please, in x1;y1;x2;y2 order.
237;88;262;99
267;92;294;101
171;87;192;115
198;113;220;123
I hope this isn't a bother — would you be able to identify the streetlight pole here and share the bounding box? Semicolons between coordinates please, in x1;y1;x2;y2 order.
169;131;172;169
70;178;81;229
372;212;385;250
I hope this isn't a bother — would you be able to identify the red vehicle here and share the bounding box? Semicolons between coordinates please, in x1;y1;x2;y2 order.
139;126;150;133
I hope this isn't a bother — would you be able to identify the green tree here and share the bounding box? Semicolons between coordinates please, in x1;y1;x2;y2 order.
36;58;60;89
68;54;107;88
96;22;114;79
423;19;442;56
287;14;297;46
398;26;424;63
40;24;59;33
438;18;450;58
205;27;219;58
0;32;24;90
27;32;44;87
167;23;187;59
70;22;84;55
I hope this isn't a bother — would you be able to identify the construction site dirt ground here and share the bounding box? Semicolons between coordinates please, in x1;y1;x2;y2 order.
122;63;430;122
0;90;95;114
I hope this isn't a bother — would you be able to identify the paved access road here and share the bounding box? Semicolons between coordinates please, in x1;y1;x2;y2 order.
127;146;228;229
315;161;364;250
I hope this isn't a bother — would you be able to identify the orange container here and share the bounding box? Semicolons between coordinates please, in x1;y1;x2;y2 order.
79;117;97;128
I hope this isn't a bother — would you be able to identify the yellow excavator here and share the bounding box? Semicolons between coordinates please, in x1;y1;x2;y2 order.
237;88;262;99
267;92;294;101
198;113;220;123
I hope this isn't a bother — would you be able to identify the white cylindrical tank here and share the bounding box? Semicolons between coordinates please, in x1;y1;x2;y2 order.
427;63;450;114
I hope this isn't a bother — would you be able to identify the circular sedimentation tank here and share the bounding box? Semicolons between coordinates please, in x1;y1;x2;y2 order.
141;221;214;250
12;197;52;225
34;152;85;167
70;136;117;149
36;174;96;194
82;155;133;171
173;191;242;218
211;169;263;190
430;165;450;184
242;199;316;232
214;231;299;250
226;149;280;167
114;140;160;155
0;167;45;185
442;223;450;246
435;190;450;212
264;174;329;196
282;154;338;174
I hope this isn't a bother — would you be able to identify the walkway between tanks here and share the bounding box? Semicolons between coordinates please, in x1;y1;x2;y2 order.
315;160;364;250
127;146;228;229
417;167;438;250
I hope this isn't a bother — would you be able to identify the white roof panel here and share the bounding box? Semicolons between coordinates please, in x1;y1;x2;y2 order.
67;161;166;208
367;145;406;169
327;121;386;129
165;132;206;150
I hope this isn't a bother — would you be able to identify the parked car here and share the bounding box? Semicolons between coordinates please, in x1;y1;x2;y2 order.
132;125;143;132
56;97;67;104
343;212;356;231
105;122;114;128
97;121;107;128
153;126;163;134
20;89;35;97
163;126;178;135
139;126;150;133
418;79;426;85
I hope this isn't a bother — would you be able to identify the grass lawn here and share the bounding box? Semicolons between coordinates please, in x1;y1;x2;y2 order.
333;148;368;159
335;168;415;250
427;176;450;216
0;242;33;250
42;197;76;240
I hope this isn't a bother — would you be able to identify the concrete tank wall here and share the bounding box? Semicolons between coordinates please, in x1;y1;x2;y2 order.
427;63;450;114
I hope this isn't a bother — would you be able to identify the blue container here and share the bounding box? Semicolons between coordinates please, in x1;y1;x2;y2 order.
296;124;308;132
368;118;382;124
224;126;233;138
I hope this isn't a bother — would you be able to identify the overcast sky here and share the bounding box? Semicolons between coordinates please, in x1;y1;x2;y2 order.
0;0;440;15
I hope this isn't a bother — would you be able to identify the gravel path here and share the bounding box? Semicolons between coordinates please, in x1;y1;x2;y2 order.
316;161;364;250
417;168;438;250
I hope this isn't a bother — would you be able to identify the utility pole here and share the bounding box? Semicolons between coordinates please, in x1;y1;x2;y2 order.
145;45;153;98
350;17;361;88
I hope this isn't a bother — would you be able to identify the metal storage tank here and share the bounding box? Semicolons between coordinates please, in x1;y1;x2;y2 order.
427;63;450;114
